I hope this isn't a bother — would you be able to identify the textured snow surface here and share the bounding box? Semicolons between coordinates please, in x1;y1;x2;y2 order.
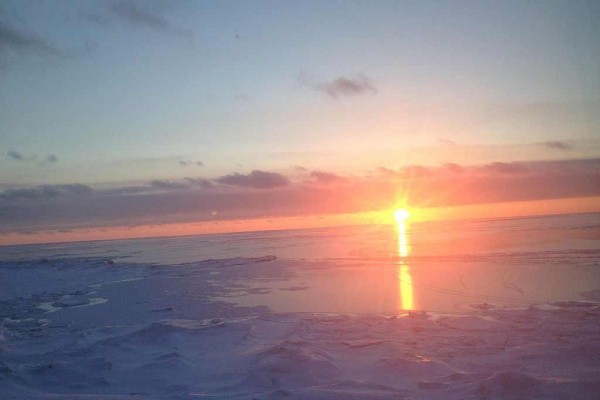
1;256;599;399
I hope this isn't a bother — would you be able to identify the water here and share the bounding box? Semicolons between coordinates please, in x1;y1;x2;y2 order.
1;212;599;313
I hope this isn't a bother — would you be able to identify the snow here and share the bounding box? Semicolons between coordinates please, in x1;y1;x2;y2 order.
1;254;599;399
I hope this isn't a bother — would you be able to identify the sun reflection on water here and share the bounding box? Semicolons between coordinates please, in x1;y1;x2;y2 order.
396;210;414;311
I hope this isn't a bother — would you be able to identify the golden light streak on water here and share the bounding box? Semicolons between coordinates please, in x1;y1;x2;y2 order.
399;263;413;311
396;213;414;311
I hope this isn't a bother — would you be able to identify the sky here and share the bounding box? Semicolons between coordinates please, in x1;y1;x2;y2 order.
1;0;599;244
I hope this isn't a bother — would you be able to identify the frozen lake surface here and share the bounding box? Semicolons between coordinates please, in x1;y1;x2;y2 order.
1;213;599;398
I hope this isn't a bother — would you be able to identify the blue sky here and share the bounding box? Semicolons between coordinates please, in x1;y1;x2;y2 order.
0;0;599;241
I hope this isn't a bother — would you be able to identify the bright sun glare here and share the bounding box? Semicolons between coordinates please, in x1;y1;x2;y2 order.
394;209;410;223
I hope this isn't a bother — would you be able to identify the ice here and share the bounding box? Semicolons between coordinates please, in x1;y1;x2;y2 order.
2;255;598;399
0;213;598;398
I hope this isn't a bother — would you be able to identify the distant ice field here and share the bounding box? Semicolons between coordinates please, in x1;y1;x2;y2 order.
2;212;599;313
0;213;599;399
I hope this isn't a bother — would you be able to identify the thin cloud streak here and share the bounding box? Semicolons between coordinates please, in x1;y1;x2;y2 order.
0;23;64;58
216;170;290;189
6;150;58;165
184;177;213;189
302;73;377;98
109;0;192;39
44;154;58;163
148;180;190;190
179;160;203;167
78;12;112;27
0;184;92;201
7;149;26;161
310;170;347;184
544;141;573;151
111;0;170;29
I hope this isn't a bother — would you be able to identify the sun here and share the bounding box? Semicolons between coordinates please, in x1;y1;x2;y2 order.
394;208;410;223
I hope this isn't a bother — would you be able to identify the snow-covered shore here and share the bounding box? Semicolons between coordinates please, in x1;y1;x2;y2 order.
1;256;599;399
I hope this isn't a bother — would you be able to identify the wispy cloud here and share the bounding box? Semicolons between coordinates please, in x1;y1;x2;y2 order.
543;141;573;151
438;138;458;146
184;177;213;189
103;177;214;196
0;23;64;59
0;184;92;201
109;0;192;39
111;1;169;29
179;160;204;167
148;179;190;190
148;177;214;191
6;149;58;165
303;73;377;98
400;165;434;178
375;159;600;205
7;149;26;161
310;170;347;184
44;154;58;164
78;12;112;27
441;163;465;174
480;162;529;175
216;170;290;189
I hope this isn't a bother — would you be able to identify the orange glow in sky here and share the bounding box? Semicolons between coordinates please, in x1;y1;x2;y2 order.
0;196;598;247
